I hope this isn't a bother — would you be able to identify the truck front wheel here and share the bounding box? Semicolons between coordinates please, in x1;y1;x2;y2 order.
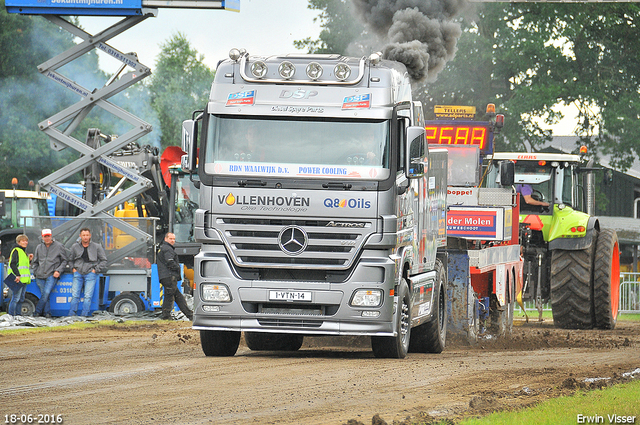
409;260;446;353
200;330;241;356
550;242;595;329
372;278;411;359
593;228;620;329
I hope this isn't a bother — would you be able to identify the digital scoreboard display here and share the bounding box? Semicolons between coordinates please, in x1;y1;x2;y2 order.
425;122;493;154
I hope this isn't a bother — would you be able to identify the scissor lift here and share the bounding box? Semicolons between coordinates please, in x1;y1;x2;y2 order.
5;0;238;266
3;2;237;310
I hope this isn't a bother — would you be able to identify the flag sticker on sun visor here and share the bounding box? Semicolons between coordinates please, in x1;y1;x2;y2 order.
342;94;371;109
227;90;256;106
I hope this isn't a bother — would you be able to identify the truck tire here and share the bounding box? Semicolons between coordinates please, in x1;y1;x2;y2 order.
200;330;241;357
593;228;620;329
409;260;446;353
108;293;144;315
466;292;480;345
371;278;411;359
244;332;304;351
21;293;39;317
550;242;595;329
488;272;514;338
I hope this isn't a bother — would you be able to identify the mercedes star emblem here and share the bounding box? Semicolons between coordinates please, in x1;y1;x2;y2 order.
278;226;308;255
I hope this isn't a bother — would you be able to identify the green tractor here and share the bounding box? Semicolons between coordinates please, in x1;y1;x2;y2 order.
0;187;51;259
490;151;620;329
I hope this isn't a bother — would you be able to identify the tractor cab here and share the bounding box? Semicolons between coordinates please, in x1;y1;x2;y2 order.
0;188;50;259
490;152;588;243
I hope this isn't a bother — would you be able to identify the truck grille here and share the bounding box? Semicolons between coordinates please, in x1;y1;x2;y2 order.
213;216;373;269
257;318;324;328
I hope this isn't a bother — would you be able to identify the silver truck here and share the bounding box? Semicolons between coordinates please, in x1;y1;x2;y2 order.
181;50;448;358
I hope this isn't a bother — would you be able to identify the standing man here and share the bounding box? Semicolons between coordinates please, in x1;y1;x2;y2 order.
5;235;33;316
157;232;193;320
32;229;67;317
68;228;107;317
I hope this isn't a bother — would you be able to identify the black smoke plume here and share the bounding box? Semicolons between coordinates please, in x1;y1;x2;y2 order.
352;0;469;82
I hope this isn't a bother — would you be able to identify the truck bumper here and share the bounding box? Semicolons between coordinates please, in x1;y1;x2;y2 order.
192;249;398;337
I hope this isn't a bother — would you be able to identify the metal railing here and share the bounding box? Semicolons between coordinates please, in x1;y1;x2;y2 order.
13;215;158;267
619;273;640;313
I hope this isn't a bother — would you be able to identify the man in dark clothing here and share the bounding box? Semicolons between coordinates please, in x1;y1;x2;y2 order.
157;232;193;320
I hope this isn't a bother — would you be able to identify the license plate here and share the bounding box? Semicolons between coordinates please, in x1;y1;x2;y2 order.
269;290;312;302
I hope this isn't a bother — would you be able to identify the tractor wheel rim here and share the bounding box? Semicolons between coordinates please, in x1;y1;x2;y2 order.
611;241;620;320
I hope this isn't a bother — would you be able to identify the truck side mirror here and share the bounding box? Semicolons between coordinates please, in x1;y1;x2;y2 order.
406;126;426;178
181;119;198;173
497;160;515;186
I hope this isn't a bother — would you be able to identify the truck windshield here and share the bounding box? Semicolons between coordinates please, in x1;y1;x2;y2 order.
203;115;391;180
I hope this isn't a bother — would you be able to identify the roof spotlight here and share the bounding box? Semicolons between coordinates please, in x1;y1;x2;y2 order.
369;52;382;65
334;63;351;81
278;61;296;79
251;60;268;79
229;48;241;61
306;62;323;80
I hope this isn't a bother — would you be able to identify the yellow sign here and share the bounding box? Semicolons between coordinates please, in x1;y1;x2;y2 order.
434;105;476;120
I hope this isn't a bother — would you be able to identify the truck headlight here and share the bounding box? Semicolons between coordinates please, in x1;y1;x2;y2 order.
334;63;351;81
201;283;231;302
306;62;323;80
350;289;383;307
251;60;268;79
278;61;296;79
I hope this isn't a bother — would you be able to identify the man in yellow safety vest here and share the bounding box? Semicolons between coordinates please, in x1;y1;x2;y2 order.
4;234;33;316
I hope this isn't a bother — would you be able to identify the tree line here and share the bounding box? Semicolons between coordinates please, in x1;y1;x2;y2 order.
2;0;639;189
297;1;640;171
0;1;213;189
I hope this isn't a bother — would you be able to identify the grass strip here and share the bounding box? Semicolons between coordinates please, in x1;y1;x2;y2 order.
460;379;640;425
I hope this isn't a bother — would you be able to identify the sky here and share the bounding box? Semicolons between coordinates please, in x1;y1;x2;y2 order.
78;1;322;73
76;0;577;136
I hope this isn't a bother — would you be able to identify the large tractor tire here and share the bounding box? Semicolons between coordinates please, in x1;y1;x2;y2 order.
593;229;620;329
371;278;411;358
550;240;596;329
409;260;446;353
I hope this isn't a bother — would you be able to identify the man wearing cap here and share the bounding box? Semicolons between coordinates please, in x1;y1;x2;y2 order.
32;229;68;317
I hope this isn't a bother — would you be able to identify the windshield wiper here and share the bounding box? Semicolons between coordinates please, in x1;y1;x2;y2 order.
322;182;352;190
238;179;267;187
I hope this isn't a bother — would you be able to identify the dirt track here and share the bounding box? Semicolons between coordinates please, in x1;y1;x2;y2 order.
1;318;639;425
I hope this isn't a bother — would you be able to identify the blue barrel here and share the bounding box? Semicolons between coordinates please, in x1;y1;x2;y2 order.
29;273;102;317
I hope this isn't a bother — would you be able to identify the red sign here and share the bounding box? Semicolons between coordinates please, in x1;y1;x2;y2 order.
425;123;491;153
447;209;497;238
